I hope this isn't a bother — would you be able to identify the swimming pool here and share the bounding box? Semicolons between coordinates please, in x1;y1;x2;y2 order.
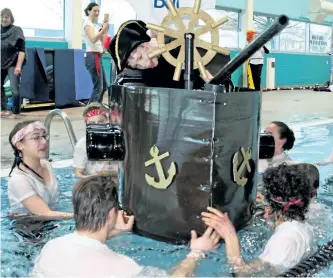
1;121;333;277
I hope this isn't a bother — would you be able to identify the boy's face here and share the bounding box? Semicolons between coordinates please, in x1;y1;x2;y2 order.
127;39;159;70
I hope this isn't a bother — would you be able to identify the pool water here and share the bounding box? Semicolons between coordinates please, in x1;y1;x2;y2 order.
1;122;333;277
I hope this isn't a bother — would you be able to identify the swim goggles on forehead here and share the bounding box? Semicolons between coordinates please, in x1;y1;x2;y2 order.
11;121;46;146
84;109;108;120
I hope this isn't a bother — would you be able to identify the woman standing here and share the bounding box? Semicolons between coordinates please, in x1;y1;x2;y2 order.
83;3;109;104
248;31;269;91
1;8;26;119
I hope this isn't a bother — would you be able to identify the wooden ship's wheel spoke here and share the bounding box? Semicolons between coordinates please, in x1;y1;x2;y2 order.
165;0;186;32
147;0;230;81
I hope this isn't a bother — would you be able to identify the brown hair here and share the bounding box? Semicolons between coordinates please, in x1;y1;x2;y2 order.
1;8;15;24
72;176;119;232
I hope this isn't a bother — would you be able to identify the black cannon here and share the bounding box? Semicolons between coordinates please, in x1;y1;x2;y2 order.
86;15;288;244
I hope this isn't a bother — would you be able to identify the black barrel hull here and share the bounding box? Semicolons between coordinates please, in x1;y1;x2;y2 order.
110;84;261;244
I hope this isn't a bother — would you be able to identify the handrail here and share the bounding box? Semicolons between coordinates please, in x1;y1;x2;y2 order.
43;109;77;159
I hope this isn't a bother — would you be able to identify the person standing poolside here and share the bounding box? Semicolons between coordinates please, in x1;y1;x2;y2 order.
1;8;26;119
83;2;109;104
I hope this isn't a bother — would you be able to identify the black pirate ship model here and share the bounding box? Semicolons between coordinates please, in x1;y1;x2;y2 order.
86;0;289;244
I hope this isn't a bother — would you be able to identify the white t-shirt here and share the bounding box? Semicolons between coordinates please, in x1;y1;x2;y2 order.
83;19;104;53
73;137;118;176
31;232;143;277
259;220;313;270
7;160;60;214
258;152;295;175
250;48;265;65
306;202;333;246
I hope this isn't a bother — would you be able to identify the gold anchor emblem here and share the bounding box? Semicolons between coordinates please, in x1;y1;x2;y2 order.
144;145;177;190
232;147;252;187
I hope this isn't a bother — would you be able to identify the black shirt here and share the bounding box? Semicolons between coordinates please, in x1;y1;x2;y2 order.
1;24;26;53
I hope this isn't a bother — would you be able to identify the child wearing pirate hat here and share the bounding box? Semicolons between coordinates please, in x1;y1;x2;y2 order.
105;20;233;89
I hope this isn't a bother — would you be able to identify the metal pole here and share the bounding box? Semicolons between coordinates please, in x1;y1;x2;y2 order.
210;15;289;84
184;33;195;90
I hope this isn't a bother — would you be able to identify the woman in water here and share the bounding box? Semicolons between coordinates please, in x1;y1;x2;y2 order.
202;164;314;276
8;121;73;219
83;2;109;104
1;8;26;119
259;121;296;173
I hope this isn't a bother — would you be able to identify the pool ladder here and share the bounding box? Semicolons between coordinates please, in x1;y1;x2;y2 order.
44;109;77;160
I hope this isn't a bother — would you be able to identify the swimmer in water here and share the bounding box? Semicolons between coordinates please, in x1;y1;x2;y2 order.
32;176;221;277
202;163;314;276
73;103;118;179
257;121;296;203
258;121;296;174
7;121;73;220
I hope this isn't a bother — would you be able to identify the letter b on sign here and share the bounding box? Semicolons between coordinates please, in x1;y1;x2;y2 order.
154;0;180;8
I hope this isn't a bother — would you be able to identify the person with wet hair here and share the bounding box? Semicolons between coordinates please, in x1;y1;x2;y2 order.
256;121;296;203
202;163;313;276
8;121;73;219
32;176;221;277
83;2;109;103
73;102;118;179
259;121;296;173
1;8;26;119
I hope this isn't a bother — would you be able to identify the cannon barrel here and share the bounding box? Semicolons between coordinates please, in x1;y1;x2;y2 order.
210;15;289;84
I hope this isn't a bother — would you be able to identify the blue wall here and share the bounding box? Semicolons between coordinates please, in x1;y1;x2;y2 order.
215;0;332;87
230;50;331;87
26;40;111;83
26;40;68;49
27;39;330;87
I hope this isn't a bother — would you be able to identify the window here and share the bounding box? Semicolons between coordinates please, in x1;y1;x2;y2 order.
198;9;240;49
309;23;331;54
2;0;64;38
253;15;278;50
99;0;136;34
279;20;306;52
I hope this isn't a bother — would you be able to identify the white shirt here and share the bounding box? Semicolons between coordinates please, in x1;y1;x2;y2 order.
73;137;118;176
306;202;333;246
250;48;265;65
7;160;60;214
83;19;104;53
258;152;295;174
259;220;313;270
31;232;143;277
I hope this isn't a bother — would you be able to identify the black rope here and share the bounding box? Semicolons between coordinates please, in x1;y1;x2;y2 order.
20;161;44;180
9;149;44;180
279;240;333;277
9;149;22;177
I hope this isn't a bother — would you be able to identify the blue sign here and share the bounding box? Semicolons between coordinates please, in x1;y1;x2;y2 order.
154;0;180;8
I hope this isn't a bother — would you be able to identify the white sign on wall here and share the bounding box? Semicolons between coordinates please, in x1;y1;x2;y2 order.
128;0;216;25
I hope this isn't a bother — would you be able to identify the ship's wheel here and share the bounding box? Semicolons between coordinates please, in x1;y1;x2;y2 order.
146;0;230;81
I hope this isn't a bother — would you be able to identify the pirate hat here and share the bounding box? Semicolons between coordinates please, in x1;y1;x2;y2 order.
109;20;151;73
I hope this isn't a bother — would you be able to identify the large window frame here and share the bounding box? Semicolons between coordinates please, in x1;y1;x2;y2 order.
252;13;331;55
2;0;65;40
198;8;241;49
